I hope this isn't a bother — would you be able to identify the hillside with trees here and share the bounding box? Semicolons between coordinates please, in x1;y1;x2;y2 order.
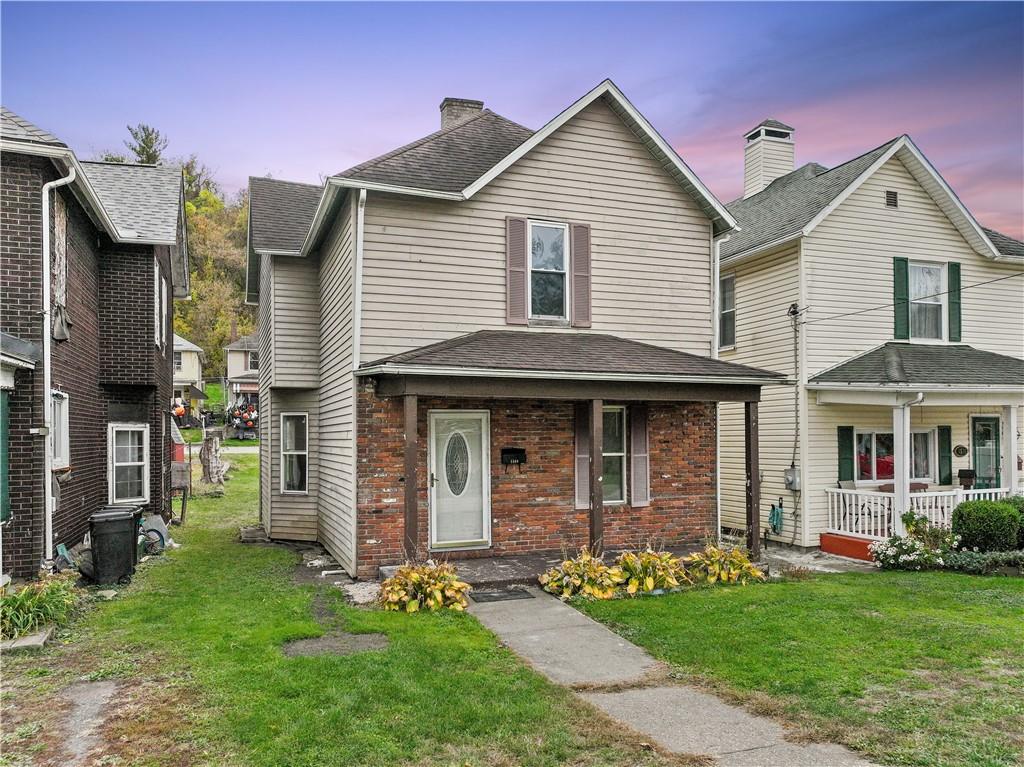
98;124;256;376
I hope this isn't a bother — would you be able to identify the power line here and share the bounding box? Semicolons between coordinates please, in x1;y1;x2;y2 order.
800;270;1024;326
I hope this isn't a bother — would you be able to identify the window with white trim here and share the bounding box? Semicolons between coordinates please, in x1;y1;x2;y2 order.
51;391;70;469
909;261;945;341
281;413;308;493
248;351;260;371
153;257;161;346
855;429;934;483
602;406;626;504
173;351;183;372
108;423;150;504
719;275;735;348
160;275;169;348
528;220;568;320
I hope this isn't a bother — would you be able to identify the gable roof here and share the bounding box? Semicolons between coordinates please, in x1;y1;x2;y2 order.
173;334;204;354
80;161;183;244
360;329;784;383
1;107;66;147
225;332;259;352
723;135;1008;263
982;227;1024;259
809;342;1024;388
249;176;323;255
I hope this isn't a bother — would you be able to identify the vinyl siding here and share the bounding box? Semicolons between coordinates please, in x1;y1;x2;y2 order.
267;388;318;540
743;139;794;199
719;244;801;541
225;349;251;381
316;198;357;573
258;253;273;531
172;349;202;386
358;99;715;362
271;256;320;387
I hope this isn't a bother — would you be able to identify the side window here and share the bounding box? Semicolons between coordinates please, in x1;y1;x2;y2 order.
173;352;183;371
281;413;308;493
51;391;70;469
249;351;260;370
602;407;626;504
108;423;150;503
719;275;736;348
153;257;161;346
528;221;568;320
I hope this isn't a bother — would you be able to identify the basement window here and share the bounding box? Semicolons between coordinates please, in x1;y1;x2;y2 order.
885;190;899;208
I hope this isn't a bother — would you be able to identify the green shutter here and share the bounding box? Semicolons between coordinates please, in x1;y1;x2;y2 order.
893;257;909;340
837;426;855;482
947;262;961;342
937;425;953;485
1;391;10;524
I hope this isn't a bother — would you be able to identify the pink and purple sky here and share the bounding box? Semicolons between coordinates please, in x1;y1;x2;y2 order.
3;2;1022;237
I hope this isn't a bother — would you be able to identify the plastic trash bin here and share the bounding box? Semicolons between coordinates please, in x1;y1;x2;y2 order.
89;506;139;584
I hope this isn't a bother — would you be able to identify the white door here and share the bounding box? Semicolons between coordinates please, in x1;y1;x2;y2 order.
429;410;490;549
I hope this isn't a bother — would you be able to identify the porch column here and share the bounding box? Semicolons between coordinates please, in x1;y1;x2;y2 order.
589;398;604;553
744;401;761;561
403;394;418;558
1003;405;1019;493
892;404;910;535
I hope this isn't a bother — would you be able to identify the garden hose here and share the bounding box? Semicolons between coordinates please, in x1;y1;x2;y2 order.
769;502;783;535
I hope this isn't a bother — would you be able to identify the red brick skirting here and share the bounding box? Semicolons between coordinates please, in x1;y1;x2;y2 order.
819;532;875;561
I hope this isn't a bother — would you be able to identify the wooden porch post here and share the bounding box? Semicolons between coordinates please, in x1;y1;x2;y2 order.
589;398;604;553
403;394;418;558
744;400;761;560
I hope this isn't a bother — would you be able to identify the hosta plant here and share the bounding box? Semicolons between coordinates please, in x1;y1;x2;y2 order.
615;549;690;596
1;572;79;640
378;560;471;613
684;545;765;585
539;548;625;600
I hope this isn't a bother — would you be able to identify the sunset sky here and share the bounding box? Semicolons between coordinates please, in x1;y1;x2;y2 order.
3;2;1022;237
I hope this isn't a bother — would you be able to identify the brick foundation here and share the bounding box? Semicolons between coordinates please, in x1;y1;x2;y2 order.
355;382;717;577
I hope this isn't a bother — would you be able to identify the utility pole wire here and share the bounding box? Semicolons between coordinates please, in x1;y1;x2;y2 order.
799;270;1024;326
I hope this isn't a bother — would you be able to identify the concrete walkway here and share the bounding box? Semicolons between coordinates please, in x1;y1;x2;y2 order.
471;589;875;767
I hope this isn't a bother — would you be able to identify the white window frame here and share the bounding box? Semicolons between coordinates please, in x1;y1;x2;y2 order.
854;428;936;485
602;406;627;504
719;274;736;350
107;422;150;504
908;260;947;344
248;351;259;371
173;351;183;372
526;219;570;322
51;390;70;470
280;412;308;495
160;275;169;349
153;256;161;346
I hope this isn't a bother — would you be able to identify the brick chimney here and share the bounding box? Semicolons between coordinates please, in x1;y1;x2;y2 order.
440;97;484;130
743;119;795;198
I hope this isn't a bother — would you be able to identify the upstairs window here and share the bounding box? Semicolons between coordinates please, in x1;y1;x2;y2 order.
719;275;736;348
248;351;260;370
153;257;161;346
173;352;183;372
909;261;945;341
528;221;568;320
885;190;899;208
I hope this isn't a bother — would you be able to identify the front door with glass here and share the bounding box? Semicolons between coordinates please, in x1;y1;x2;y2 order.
428;411;490;549
971;416;1001;489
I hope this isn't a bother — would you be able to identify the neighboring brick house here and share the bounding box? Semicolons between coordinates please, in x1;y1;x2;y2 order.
246;82;783;578
0;108;189;578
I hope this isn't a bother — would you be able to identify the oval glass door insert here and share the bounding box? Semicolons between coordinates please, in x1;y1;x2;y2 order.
445;432;470;496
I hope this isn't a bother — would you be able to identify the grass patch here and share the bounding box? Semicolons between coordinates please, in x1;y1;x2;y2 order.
179;426;257;447
580;573;1024;767
1;456;681;767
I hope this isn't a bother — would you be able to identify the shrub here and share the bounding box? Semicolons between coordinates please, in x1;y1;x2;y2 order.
943;549;1024;576
539;548;624;600
1001;496;1024;549
902;512;961;552
1;574;79;640
951;500;1020;553
615;549;690;596
378;561;471;613
684;545;765;585
870;535;944;570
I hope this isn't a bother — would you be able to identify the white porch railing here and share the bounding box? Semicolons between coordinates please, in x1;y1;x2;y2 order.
825;487;1011;540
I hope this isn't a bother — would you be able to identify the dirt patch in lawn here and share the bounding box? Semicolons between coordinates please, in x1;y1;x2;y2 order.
283;631;389;657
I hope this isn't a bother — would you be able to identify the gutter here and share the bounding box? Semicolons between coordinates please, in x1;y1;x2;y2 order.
41;162;77;565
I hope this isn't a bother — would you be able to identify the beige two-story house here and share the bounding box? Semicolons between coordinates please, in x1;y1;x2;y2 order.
224;332;259;407
718;120;1024;558
172;333;204;420
246;81;784;577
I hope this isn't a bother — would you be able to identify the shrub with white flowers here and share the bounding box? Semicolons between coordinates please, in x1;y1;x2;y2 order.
869;514;961;571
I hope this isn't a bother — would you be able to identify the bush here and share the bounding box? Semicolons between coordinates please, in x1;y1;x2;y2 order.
1;574;79;640
539;548;624;600
943;549;1024;576
378;561;471;613
870;535;944;570
615;549;690;596
902;512;960;552
951;500;1020;553
684;545;765;585
1001;496;1024;549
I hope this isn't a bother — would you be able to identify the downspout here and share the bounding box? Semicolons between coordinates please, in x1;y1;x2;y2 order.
42;163;77;564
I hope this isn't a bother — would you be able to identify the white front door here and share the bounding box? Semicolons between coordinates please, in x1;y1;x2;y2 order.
428;410;490;549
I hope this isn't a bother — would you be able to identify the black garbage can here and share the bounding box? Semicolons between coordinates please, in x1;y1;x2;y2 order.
89;506;139;584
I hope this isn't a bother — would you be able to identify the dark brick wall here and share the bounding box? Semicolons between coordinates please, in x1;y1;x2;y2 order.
354;381;717;577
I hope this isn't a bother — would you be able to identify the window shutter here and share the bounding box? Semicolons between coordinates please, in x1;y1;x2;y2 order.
570;223;592;328
937;425;953;485
837;426;855;482
947;262;961;342
630;405;650;507
893;257;909;340
574;402;590;510
506;217;528;325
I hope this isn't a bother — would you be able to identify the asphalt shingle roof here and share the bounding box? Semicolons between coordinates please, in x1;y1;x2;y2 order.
746;118;795;134
225;332;259;352
0;107;66;147
1;332;41;363
364;330;784;381
80;161;182;243
982;227;1024;259
810;343;1024;387
722;137;901;259
334;109;534;193
173;334;203;354
249;176;322;253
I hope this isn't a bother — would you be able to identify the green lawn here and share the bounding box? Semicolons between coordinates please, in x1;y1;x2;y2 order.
581;571;1024;767
1;456;677;767
204;380;225;409
180;427;258;448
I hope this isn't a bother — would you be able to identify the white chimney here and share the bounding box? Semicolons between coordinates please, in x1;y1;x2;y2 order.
439;97;484;130
743;119;795;198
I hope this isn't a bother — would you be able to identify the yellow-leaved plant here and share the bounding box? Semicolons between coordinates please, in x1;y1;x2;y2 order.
616;549;691;596
684;545;765;585
538;548;625;600
378;561;471;613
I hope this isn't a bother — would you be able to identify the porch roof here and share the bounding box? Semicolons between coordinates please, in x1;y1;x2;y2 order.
810;343;1024;388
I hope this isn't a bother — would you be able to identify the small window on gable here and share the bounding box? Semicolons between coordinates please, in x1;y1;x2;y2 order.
885;190;899;208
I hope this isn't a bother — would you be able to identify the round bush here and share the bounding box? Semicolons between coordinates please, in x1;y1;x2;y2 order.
1001;496;1024;549
951;500;1020;553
